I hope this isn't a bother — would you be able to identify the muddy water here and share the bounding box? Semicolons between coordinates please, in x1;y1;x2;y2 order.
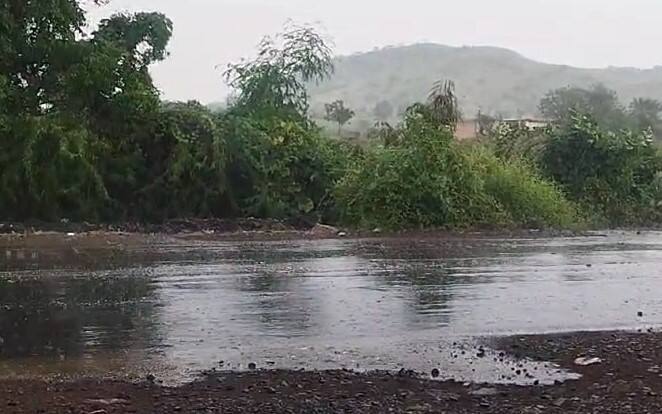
0;231;661;385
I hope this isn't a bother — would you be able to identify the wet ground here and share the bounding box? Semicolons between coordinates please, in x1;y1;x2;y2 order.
1;230;662;412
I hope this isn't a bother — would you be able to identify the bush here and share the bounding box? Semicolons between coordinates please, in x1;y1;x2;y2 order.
0;114;108;221
335;109;501;229
335;106;580;230
541;114;662;225
134;102;230;221
221;114;350;220
467;147;580;228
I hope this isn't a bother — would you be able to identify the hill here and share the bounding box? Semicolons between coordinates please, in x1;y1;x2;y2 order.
308;43;662;121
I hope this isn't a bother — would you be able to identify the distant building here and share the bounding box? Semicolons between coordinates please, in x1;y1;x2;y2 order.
454;118;549;140
455;119;479;140
500;118;549;130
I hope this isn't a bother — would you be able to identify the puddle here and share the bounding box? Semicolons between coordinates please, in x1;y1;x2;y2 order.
0;230;661;385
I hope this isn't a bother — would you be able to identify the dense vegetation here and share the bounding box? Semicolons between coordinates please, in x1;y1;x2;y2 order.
2;1;662;230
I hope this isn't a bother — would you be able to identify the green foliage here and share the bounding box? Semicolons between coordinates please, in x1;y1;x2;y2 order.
324;100;355;133
217;24;347;220
335;108;500;229
541;114;662;224
488;122;547;161
467;147;580;228
427;80;461;130
2;4;659;232
224;24;333;121
336;102;580;230
539;84;629;131
222;114;347;220
135;102;229;220
629;98;662;137
93;12;173;68
0;113;107;221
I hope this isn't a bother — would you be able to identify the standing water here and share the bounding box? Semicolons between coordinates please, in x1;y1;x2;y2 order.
0;231;660;384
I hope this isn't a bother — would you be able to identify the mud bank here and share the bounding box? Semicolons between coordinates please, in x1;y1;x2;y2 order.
1;330;661;413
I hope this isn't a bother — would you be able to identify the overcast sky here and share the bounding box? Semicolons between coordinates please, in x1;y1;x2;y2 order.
87;0;661;103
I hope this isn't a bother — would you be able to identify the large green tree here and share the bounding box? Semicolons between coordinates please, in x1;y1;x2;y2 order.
221;24;340;219
0;1;174;220
224;24;333;122
539;84;628;130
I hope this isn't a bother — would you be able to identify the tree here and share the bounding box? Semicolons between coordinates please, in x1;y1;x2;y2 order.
324;100;355;134
541;114;662;224
428;80;461;131
539;84;628;130
0;0;176;220
224;23;333;121
373;100;393;120
629;98;662;136
220;25;342;219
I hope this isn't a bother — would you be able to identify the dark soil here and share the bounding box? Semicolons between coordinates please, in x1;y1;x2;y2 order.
2;330;662;413
0;218;313;236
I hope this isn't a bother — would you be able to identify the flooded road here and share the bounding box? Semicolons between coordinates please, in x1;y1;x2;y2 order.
0;231;660;385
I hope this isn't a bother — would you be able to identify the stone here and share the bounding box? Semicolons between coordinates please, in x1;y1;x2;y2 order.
309;224;339;237
471;388;499;396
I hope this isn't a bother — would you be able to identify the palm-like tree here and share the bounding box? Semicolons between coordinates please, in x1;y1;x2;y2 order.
427;80;462;131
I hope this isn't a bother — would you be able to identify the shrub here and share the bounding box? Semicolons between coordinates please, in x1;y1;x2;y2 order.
541;114;662;225
0;114;108;221
467;147;580;228
335;109;501;229
221;114;349;220
134;102;230;221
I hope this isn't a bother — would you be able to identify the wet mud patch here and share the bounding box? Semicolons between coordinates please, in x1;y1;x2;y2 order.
2;331;662;413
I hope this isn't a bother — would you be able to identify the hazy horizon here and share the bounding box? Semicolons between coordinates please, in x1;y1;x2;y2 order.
87;0;662;103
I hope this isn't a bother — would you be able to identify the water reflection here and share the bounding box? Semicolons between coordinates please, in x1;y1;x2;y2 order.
0;271;158;359
1;231;662;383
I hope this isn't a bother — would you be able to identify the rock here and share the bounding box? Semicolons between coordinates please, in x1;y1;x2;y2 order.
574;357;602;366
471;388;499;396
145;374;155;382
248;362;257;370
84;399;129;406
337;231;348;237
431;368;440;378
405;404;430;412
309;224;339;237
638;311;644;317
372;228;382;234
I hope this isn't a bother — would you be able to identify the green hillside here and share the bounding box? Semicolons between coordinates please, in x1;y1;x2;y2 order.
308;43;662;121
